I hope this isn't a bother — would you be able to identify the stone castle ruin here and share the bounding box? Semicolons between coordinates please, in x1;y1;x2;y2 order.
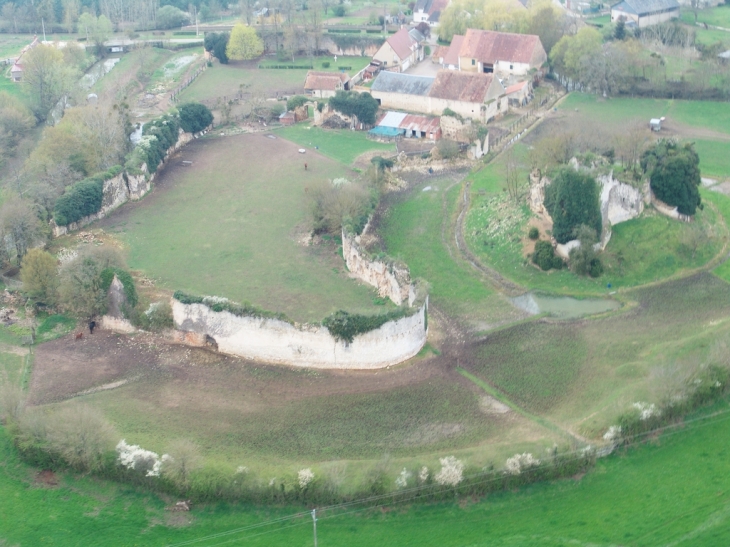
529;167;644;259
171;228;428;370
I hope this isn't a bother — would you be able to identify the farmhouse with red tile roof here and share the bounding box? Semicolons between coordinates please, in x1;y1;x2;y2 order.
370;70;507;122
372;27;423;73
437;29;546;78
304;71;351;98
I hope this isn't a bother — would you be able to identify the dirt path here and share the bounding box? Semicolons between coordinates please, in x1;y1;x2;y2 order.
661;119;730;142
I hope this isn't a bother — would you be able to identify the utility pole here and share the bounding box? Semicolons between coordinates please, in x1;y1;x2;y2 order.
311;509;318;547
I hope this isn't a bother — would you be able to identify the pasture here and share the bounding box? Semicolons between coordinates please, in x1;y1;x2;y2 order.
178;55;373;103
100;132;385;322
274;123;395;165
3;394;730;545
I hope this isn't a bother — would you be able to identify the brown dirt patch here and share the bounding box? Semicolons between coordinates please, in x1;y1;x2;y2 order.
35;469;59;487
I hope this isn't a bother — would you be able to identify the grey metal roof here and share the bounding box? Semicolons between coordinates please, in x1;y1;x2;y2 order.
371;71;434;96
611;0;679;16
409;28;425;43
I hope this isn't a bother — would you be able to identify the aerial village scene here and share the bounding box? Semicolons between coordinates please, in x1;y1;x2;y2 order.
1;0;730;543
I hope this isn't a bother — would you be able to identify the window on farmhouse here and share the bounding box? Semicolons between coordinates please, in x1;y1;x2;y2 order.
472;59;475;65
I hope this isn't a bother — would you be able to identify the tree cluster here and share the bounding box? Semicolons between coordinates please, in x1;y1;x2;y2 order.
328;91;379;126
178;102;213;133
439;0;571;53
204;31;230;63
544;168;602;244
226;23;264;61
642;140;702;216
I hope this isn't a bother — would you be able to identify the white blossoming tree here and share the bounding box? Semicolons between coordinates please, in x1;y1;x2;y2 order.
434;456;464;487
504;453;540;476
298;468;314;489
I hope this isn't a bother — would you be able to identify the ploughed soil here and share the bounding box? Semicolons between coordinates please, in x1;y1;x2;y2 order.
28;323;473;409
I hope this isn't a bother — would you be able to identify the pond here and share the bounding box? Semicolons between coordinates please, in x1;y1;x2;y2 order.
511;292;620;319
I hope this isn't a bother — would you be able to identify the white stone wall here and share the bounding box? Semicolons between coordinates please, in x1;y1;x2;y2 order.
342;231;415;306
172;300;428;369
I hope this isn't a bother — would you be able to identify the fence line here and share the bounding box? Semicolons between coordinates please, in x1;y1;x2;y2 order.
169;62;208;103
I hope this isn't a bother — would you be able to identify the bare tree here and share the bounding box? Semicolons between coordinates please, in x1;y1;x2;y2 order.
0;197;44;263
163;439;202;489
46;404;117;471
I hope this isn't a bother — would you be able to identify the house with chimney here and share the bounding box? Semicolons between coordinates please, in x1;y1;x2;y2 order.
413;0;450;27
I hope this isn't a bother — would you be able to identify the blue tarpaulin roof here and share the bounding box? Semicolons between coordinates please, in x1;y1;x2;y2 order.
369;126;405;137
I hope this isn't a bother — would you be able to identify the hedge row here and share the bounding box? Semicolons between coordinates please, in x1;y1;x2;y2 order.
53;166;123;227
258;64;314;69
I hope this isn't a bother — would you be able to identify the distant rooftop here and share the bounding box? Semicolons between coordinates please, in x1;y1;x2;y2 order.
371;71;434;96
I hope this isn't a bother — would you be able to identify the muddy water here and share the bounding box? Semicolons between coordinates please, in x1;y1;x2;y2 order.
511;292;620;319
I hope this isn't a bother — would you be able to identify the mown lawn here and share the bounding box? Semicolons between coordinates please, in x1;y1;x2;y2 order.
104;132;385;322
4;393;730;546
694;139;730;178
274;122;395;165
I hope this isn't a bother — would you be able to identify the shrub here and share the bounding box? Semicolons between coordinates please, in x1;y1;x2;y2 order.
532;240;562;271
642;140;702;216
53;176;104;226
322;308;412;344
328;90;379;125
156;5;189;29
436;139;460;159
133;112;181;174
441;108;464;122
20;249;58;303
544;167;601;244
371;156;394;172
178;102;213;133
287;95;309;111
309;178;373;235
322;60;331;68
333;5;347;16
528;226;539;240
568;225;602;277
204;32;229;64
46;404;117;471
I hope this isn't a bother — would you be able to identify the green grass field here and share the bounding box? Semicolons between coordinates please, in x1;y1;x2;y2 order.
4;393;730;546
274;123;395;165
179;55;373;103
681;3;730;28
378;176;520;325
103;133;387;322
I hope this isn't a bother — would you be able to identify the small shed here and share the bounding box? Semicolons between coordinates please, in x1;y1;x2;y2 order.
10;62;23;82
649;118;662;131
279;111;296;126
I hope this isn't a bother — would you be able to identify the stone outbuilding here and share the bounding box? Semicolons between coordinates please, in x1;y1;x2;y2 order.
437;29;547;79
610;0;680;27
303;70;351;98
370;70;507;122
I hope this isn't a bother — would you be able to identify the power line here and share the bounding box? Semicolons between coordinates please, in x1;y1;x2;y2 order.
165;407;730;546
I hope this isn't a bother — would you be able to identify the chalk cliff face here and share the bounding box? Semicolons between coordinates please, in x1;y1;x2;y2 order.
342;232;416;307
598;172;643;226
172;300;428;369
51;130;194;237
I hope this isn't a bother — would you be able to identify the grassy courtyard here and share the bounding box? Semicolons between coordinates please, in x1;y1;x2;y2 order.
102;132;386;322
